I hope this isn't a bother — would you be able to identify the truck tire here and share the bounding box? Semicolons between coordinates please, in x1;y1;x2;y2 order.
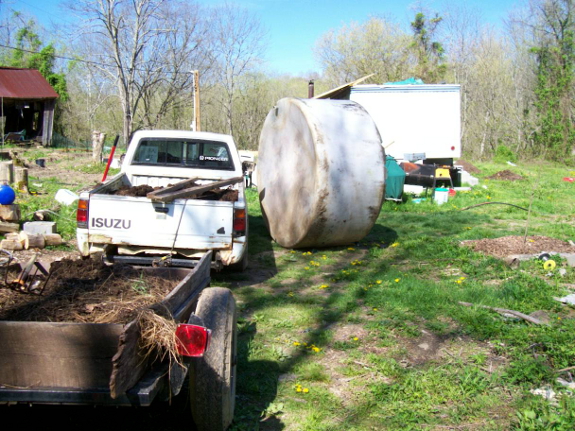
228;246;248;272
189;287;237;431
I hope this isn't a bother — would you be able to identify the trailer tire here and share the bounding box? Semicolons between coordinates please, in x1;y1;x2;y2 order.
189;287;237;431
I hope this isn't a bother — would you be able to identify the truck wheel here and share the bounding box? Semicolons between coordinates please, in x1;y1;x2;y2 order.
189;287;237;431
227;246;248;272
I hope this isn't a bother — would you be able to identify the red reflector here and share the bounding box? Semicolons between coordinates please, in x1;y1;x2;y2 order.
175;324;210;357
76;209;88;223
233;217;246;232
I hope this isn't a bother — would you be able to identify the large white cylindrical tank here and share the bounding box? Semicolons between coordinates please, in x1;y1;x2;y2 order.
257;97;385;249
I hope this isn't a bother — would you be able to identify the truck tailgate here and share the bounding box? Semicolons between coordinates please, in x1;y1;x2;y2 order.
88;195;234;249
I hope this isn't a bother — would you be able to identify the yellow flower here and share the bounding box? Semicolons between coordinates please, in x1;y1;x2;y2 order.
394;278;400;283
304;266;310;270
303;388;309;393
288;291;294;297
293;341;300;346
373;307;378;311
487;195;491;200
311;346;321;353
319;284;329;289
290;250;296;254
322;255;327;260
456;280;462;284
353;336;359;341
347;247;355;251
459;276;466;280
391;242;399;247
376;280;382;284
296;386;302;393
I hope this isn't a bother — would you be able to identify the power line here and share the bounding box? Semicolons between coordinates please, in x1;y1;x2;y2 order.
0;43;195;76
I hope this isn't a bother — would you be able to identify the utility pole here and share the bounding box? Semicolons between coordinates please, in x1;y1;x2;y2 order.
192;70;201;131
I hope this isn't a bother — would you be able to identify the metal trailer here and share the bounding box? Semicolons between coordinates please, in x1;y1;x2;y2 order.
0;251;237;431
349;84;461;165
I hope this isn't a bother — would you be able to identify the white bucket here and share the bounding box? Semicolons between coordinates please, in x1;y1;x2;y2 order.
434;188;449;205
55;189;79;206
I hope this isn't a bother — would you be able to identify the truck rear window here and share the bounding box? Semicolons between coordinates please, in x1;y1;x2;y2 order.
133;139;235;170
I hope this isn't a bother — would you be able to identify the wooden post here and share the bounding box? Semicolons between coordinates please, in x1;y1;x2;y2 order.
14;167;28;192
0;161;14;183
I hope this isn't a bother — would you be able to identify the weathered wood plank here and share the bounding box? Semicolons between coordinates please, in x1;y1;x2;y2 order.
147;177;243;203
0;322;122;390
108;251;212;398
146;177;199;201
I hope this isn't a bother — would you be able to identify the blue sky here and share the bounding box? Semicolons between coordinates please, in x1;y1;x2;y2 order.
8;0;521;76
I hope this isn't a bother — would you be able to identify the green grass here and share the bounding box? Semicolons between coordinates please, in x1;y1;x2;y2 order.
232;161;575;430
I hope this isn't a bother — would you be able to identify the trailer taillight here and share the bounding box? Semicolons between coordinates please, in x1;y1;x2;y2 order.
233;208;246;236
175;324;211;357
77;199;89;228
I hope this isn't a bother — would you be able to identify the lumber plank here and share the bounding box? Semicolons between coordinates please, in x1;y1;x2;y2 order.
109;251;212;398
0;322;122;390
146;177;199;200
147;176;243;203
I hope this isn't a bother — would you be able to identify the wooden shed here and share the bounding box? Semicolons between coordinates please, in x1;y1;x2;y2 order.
0;67;59;146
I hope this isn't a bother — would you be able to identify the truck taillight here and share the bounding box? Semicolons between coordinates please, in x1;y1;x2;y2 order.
175;324;211;357
233;208;246;235
77;199;89;229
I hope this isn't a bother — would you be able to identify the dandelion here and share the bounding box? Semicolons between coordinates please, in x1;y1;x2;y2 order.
293;341;301;346
391;242;399;247
322;255;327;260
459;276;466;280
376;280;382;284
319;284;329;289
295;384;302;393
487;195;491;200
311;346;321;353
347;247;355;251
353;336;359;341
290;250;296;254
303;388;309;393
373;307;378;311
304;266;310;270
394;278;400;283
456;280;462;284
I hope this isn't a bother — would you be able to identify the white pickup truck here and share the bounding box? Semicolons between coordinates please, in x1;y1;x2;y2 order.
76;130;248;271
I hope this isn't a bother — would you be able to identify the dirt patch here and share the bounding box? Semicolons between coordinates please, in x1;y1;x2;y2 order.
0;258;177;323
461;235;575;259
456;159;481;174
486;170;523;181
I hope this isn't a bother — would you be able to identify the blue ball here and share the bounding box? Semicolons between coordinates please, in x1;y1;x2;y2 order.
0;184;16;205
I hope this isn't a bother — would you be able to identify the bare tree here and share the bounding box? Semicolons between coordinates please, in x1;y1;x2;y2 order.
205;3;267;138
314;17;413;86
68;0;208;145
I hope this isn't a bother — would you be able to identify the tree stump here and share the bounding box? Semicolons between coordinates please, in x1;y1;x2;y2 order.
0;161;14;184
14;167;28;192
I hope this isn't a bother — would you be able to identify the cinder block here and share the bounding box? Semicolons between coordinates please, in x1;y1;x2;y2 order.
563;253;575;268
23;221;57;235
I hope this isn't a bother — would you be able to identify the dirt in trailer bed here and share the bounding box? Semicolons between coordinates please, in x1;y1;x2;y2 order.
0;258;178;323
109;184;239;201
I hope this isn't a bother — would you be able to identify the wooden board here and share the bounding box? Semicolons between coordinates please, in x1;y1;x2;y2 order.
108;251;212;399
145;177;199;201
0;322;122;390
147;177;243;203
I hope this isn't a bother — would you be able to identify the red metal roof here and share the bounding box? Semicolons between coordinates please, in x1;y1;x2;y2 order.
0;67;59;99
